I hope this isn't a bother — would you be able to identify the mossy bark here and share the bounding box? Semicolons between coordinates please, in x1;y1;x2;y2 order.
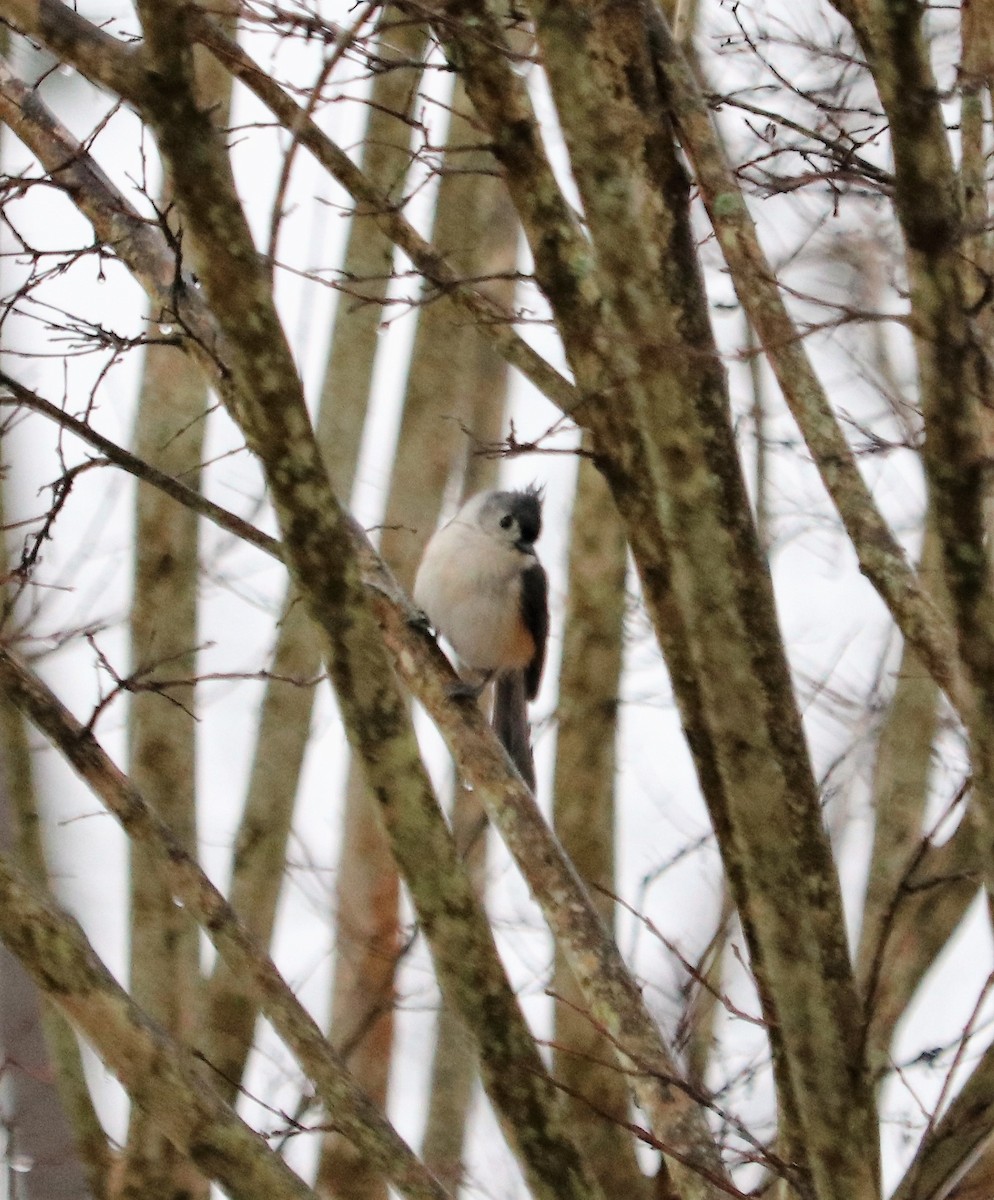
201;16;428;1127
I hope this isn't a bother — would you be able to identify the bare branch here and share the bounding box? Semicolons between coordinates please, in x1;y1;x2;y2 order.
185;9;580;413
0;645;454;1200
0;0;145;99
0;850;319;1200
645;5;969;722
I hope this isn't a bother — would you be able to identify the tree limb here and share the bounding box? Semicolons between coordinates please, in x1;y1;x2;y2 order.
0;846;319;1200
644;4;969;721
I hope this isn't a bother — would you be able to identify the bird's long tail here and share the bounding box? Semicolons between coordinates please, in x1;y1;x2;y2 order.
493;670;535;790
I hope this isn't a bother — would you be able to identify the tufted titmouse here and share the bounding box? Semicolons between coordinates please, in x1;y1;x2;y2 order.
414;486;548;790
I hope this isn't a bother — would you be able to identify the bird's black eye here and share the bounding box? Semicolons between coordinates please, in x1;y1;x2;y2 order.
499;514;514;529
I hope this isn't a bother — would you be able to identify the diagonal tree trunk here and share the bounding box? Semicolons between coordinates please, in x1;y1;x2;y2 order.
0;846;321;1200
0;646;454;1200
437;1;879;1192
125;7;610;1197
832;0;994;883
200;11;429;1112
0;57;614;1199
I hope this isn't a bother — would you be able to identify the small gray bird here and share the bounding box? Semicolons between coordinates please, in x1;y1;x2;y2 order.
414;486;548;790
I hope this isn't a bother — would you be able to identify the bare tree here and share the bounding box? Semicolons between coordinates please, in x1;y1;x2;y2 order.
0;2;991;1200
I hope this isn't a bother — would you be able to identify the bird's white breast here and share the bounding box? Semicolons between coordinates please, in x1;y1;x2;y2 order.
414;519;534;675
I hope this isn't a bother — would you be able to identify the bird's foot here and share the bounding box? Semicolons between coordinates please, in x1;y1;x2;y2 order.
407;606;432;633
